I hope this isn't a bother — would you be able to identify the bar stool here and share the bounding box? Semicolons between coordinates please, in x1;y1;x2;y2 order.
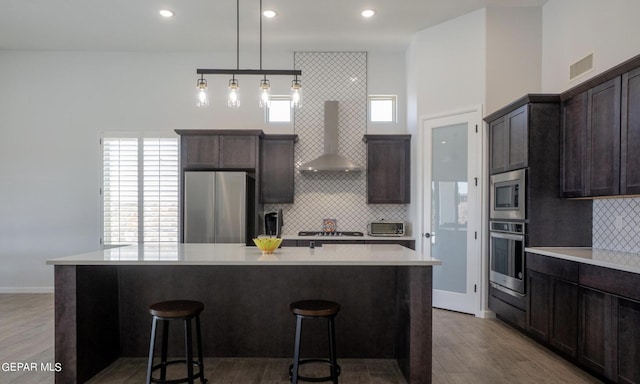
146;300;207;384
289;300;341;384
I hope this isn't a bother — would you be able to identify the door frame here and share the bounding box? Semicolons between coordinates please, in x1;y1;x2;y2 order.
416;105;491;318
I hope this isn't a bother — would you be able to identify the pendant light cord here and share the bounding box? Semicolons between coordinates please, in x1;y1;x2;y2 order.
259;0;262;70
236;0;239;70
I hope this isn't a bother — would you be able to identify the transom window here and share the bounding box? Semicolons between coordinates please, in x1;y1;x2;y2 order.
266;96;293;123
368;95;397;123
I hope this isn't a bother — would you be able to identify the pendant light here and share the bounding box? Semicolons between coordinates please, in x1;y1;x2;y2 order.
195;0;301;109
291;75;302;108
259;77;271;108
196;74;209;108
228;77;240;107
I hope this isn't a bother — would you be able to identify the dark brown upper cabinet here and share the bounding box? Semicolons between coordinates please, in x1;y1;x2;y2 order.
176;130;262;171
489;105;528;174
558;53;640;198
560;92;588;197
586;78;621;196
622;66;640;195
260;135;297;203
364;134;410;204
561;77;621;197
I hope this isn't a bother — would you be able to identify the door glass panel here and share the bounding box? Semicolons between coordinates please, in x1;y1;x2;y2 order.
431;123;468;294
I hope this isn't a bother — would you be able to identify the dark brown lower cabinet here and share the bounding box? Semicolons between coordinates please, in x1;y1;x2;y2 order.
578;287;610;377
578;287;640;383
525;253;640;383
550;278;578;357
279;239;415;249
526;269;578;358
617;297;640;384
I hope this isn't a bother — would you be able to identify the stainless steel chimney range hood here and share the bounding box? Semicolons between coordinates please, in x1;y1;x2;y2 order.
299;100;362;173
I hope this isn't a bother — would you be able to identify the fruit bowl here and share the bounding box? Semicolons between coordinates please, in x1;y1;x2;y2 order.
253;237;283;253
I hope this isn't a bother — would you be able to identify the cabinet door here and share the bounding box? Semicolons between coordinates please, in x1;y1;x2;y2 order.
527;270;550;343
550;278;578;358
260;137;295;203
621;67;640;195
220;136;257;169
578;287;611;378
366;137;410;204
181;135;220;169
507;105;528;171
585;77;621;196
561;92;588;197
616;297;640;384
490;116;508;174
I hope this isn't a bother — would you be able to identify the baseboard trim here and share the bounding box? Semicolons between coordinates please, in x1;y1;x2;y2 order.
476;309;496;319
0;287;54;293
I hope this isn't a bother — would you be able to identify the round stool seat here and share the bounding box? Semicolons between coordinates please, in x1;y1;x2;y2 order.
290;300;340;317
149;300;204;319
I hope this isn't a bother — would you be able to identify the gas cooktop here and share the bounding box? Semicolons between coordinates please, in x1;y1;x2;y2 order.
297;231;364;237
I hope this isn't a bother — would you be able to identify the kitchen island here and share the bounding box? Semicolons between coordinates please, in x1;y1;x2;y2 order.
47;243;440;383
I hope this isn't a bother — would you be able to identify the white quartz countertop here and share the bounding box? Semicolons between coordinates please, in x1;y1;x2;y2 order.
47;243;440;266
525;247;640;274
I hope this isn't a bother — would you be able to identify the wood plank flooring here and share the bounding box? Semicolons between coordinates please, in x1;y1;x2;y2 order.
0;294;602;383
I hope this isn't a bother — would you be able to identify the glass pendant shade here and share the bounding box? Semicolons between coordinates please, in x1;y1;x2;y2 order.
291;79;302;108
228;78;240;108
259;78;271;108
196;78;209;108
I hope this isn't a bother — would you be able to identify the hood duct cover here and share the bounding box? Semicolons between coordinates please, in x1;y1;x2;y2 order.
299;100;362;173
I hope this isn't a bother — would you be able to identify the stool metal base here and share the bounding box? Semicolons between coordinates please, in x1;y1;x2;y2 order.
149;359;206;384
288;359;341;383
146;313;207;384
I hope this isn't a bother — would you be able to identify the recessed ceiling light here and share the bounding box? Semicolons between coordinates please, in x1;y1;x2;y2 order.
263;9;277;18
361;9;375;18
159;9;175;18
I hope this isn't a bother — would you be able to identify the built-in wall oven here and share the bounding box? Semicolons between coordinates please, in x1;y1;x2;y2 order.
490;169;526;221
489;221;525;296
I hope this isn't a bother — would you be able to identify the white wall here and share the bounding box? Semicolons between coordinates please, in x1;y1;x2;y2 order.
0;49;406;291
406;8;487;243
486;6;542;115
366;51;407;134
542;0;640;92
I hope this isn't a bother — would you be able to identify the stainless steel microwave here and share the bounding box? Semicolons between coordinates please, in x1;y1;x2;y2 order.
490;169;526;220
368;222;405;236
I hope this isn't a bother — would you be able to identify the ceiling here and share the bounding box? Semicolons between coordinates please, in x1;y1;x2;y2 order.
0;0;547;52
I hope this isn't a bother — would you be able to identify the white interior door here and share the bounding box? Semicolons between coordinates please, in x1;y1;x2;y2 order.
422;109;482;315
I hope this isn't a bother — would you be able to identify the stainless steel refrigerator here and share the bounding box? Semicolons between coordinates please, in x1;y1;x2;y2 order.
183;171;252;243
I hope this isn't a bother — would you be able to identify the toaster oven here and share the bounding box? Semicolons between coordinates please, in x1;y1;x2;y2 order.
368;222;405;236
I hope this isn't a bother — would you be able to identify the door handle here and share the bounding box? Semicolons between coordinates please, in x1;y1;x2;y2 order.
424;233;432;238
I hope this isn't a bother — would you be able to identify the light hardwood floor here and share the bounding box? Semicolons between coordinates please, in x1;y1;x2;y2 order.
0;294;602;383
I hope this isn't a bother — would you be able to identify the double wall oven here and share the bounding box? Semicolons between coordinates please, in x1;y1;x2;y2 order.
489;169;526;297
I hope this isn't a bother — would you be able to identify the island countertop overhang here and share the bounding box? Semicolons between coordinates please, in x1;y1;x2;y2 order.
46;243;441;266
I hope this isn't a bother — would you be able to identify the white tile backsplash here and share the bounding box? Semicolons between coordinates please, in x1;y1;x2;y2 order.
264;52;408;234
593;197;640;253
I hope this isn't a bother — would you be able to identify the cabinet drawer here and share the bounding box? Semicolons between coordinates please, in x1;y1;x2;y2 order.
579;264;640;301
527;253;578;282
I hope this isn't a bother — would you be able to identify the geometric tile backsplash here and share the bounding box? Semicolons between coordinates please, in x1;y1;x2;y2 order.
593;197;640;253
264;52;408;234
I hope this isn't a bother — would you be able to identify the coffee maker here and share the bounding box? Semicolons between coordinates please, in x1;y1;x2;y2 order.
264;209;283;238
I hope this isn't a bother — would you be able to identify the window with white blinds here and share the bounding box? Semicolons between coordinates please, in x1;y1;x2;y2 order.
102;135;178;245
